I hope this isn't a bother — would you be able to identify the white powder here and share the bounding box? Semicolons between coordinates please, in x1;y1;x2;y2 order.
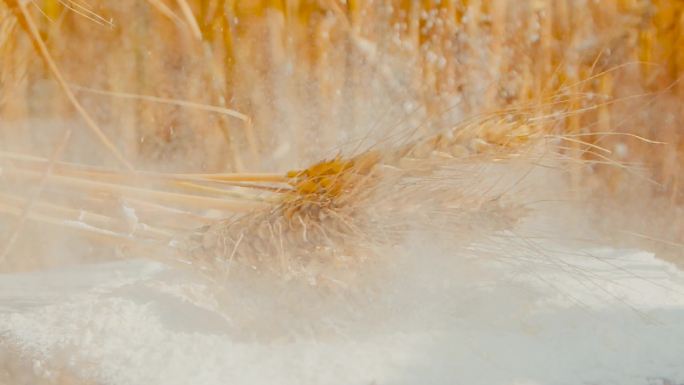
1;243;684;385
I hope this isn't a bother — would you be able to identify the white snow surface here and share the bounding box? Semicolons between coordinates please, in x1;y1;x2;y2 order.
1;240;684;385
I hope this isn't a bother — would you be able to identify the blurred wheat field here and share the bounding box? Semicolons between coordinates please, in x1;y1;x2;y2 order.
1;0;681;168
0;0;683;275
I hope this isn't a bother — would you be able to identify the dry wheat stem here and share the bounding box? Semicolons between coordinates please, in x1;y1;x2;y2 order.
175;0;201;40
70;84;249;122
0;150;287;184
3;166;268;211
0;193;174;241
56;0;112;27
4;0;133;170
0;129;72;262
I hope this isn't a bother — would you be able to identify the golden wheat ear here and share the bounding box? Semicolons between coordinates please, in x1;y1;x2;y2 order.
0;93;646;277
